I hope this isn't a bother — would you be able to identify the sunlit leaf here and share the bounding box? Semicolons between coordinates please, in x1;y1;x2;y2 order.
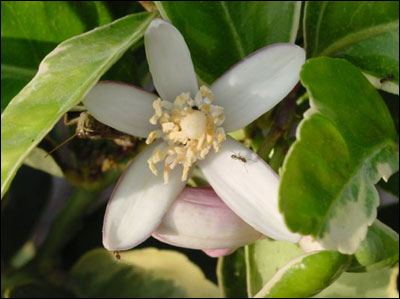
279;57;399;254
70;248;219;298
315;266;399;298
1;1;113;110
253;248;350;298
245;239;304;297
1;12;156;198
122;248;219;298
349;220;399;272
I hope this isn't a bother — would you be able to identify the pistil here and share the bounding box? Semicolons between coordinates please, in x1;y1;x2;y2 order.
146;86;226;182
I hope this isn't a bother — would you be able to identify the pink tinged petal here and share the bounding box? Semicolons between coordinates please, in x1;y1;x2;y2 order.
202;248;235;258
198;137;300;243
152;186;262;250
144;18;198;101
83;81;157;138
211;43;305;132
103;142;186;251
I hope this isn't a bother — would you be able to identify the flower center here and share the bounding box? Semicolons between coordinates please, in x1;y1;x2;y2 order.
180;110;207;139
146;86;226;183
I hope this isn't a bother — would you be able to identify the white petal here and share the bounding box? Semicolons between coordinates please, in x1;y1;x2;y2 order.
103;142;186;251
145;18;198;101
202;248;235;258
83;81;157;138
198;137;300;242
152;186;262;249
212;44;305;132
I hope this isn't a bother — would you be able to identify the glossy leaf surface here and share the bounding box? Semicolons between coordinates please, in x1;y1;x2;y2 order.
304;1;399;94
1;12;155;198
158;1;301;83
280;57;399;253
1;1;113;110
70;248;219;298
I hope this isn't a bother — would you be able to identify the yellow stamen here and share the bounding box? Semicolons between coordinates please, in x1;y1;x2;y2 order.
148;160;158;176
146;86;226;183
145;130;161;144
161;122;175;133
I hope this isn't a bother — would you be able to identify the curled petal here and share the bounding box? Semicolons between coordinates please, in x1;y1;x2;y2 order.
84;81;157;138
153;186;262;249
211;43;305;132
103;142;186;251
198;137;300;243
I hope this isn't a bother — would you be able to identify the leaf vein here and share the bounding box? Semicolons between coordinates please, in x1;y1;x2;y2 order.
320;21;399;56
219;1;246;59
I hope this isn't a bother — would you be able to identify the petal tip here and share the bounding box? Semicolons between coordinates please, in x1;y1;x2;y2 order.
146;18;171;33
102;238;114;251
102;228;119;251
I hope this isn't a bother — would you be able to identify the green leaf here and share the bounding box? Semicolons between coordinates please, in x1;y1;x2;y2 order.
254;250;351;298
5;283;75;298
304;1;399;94
70;248;219;298
122;248;219;298
23;147;63;178
1;1;113;111
157;1;301;84
349;220;399;272
245;239;304;297
314;266;399;298
1;12;156;199
216;248;247;298
279;57;399;254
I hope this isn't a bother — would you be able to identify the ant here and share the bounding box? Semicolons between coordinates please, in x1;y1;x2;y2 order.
231;153;247;163
230;152;250;174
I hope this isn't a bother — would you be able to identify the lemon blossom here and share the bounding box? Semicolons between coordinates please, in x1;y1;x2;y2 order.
152;186;263;256
83;18;305;251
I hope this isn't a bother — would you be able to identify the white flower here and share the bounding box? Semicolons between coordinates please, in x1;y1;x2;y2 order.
152;186;262;255
83;18;305;251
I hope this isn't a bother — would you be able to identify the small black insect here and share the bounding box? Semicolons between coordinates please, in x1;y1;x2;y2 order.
231;153;247;163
